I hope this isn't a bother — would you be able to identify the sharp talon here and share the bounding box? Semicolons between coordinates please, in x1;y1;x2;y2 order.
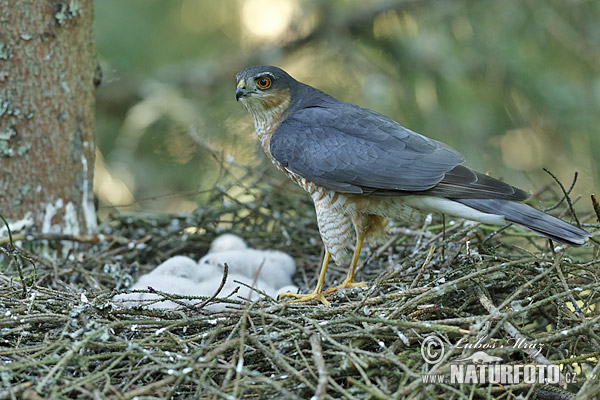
279;290;331;306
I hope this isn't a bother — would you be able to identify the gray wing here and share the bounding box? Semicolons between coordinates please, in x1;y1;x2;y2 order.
270;103;528;201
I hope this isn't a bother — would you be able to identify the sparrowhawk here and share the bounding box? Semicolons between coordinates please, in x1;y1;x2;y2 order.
235;65;590;306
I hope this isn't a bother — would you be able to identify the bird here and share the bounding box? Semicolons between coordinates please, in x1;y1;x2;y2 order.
114;271;293;311
199;248;296;289
208;233;248;253
113;235;299;311
235;65;591;306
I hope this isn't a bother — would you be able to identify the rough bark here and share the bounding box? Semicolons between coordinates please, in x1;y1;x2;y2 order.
0;0;97;235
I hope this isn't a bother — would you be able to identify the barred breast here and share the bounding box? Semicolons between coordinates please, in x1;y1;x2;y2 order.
310;188;354;264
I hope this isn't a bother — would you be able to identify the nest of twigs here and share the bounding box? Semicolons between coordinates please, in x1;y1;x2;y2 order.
1;164;599;400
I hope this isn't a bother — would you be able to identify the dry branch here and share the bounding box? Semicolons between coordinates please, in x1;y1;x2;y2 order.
0;163;598;399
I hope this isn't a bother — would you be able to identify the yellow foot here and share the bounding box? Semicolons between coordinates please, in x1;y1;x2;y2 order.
325;281;367;294
279;291;331;306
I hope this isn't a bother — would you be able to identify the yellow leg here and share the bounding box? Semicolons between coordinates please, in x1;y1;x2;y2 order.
326;233;367;293
279;250;331;306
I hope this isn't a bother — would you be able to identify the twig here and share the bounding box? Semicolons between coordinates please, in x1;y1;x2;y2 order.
0;211;36;297
121;376;177;400
0;233;132;246
543;168;581;228
194;263;229;310
145;287;197;311
413;214;433;254
346;377;390;400
387;258;538;319
477;290;569;384
481;223;511;246
591;193;600;223
543;171;578;212
199;338;241;363
0;382;33;399
1;161;597;399
309;334;328;400
409;245;435;289
574;356;600;400
0;211;14;246
554;261;582;314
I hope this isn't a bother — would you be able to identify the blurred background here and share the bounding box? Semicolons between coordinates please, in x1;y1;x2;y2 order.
94;0;599;219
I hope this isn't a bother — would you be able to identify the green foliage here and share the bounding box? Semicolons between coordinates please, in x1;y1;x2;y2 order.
95;0;599;214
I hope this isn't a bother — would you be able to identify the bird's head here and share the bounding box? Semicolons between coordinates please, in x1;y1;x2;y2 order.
236;65;296;123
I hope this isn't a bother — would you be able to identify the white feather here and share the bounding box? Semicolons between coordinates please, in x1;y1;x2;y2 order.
403;196;507;225
209;234;248;253
149;256;203;280
198;249;295;289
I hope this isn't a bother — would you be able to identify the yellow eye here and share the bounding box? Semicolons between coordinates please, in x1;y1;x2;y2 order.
256;77;271;89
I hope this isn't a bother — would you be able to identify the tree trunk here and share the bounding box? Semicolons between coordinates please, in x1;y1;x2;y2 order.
0;1;97;235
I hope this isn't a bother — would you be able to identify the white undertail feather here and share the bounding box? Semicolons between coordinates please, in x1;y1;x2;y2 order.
402;196;507;225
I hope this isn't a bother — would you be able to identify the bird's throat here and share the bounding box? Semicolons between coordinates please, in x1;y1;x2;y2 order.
246;91;290;156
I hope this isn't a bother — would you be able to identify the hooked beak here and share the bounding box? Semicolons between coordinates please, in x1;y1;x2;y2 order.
236;79;248;101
